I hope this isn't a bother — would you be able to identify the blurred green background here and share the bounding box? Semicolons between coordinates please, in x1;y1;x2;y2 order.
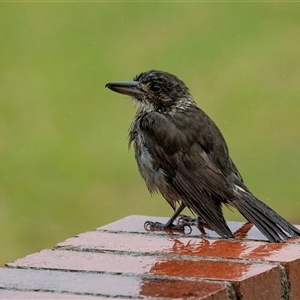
1;3;300;266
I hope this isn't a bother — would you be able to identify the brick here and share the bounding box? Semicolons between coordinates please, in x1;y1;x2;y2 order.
4;215;300;299
100;215;300;243
9;249;280;299
56;228;300;264
102;216;300;300
0;268;229;299
136;279;229;300
0;290;101;299
57;217;300;299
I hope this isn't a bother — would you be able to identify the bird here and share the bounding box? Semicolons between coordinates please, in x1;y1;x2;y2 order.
105;70;300;242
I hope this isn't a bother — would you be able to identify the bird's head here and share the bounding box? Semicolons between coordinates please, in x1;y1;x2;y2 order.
105;70;195;112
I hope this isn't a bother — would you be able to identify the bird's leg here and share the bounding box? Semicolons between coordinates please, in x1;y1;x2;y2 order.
144;203;188;231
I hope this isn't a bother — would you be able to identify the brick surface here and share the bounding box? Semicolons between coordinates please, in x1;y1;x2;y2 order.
8;249;280;299
2;215;300;299
99;215;300;299
0;268;229;300
57;226;300;261
101;215;300;242
0;290;101;299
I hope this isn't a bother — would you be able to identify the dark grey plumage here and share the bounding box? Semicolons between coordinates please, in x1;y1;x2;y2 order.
105;70;300;242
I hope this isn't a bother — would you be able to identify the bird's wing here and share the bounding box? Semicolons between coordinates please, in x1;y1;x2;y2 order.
139;110;233;237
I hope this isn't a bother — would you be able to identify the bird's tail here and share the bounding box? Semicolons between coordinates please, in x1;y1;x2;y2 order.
230;191;300;242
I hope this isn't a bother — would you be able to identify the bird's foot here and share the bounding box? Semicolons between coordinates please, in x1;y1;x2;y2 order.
177;215;202;226
177;215;211;235
144;220;191;233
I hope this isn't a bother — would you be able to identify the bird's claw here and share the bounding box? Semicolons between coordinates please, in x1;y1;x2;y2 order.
144;221;177;231
144;220;192;233
177;215;199;226
177;215;210;235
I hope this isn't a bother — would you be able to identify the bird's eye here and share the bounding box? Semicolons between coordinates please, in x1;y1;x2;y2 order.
151;85;161;93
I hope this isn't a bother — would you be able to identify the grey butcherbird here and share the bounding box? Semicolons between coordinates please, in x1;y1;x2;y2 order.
105;70;300;242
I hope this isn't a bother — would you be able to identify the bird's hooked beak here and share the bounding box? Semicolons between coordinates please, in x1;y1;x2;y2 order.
105;81;143;98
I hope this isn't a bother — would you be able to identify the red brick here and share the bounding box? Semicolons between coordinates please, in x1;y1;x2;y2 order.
56;228;300;264
0;290;101;299
0;267;229;299
100;215;300;243
136;279;229;300
58;217;300;299
4;215;300;299
102;216;299;300
9;248;280;299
